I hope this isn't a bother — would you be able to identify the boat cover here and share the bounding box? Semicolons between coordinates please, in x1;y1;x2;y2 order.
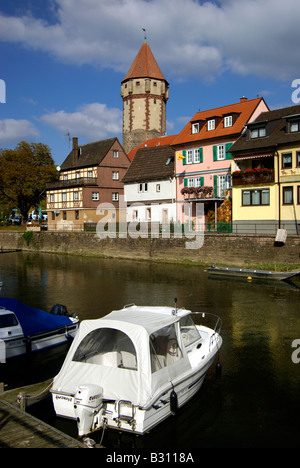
52;306;193;407
0;297;74;336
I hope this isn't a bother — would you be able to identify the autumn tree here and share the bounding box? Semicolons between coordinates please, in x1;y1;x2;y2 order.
0;141;59;222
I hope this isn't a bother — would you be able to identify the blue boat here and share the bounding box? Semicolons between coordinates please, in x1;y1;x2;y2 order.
0;298;79;363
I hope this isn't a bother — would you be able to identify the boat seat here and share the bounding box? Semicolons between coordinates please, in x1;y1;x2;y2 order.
87;351;121;367
119;351;137;370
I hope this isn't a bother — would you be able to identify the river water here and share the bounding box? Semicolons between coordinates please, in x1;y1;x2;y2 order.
1;251;300;448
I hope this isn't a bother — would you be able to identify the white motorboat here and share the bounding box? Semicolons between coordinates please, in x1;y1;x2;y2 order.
51;302;222;437
0;298;79;363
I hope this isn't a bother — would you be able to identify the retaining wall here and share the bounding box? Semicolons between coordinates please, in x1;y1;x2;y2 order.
0;231;299;267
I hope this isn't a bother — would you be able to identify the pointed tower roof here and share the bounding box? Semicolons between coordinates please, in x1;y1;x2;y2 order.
122;42;168;84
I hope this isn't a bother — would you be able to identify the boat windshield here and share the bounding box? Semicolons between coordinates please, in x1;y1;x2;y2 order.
72;328;137;370
179;315;201;347
150;323;183;373
0;313;18;328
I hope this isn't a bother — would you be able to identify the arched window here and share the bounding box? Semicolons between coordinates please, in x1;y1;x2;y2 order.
73;328;137;370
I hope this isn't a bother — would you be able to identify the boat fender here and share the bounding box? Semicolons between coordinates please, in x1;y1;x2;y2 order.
26;337;32;355
170;389;178;415
215;360;222;379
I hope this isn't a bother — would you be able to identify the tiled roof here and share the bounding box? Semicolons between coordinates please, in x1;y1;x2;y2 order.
172;98;267;146
230;104;300;154
127;134;177;161
122;145;175;183
60;138;117;170
122;42;168;84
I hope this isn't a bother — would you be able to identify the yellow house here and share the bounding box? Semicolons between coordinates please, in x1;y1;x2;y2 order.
230;105;300;235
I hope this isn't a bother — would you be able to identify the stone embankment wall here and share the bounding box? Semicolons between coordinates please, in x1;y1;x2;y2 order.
0;231;299;267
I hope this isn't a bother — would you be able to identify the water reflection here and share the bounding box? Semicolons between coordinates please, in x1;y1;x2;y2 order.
0;252;300;448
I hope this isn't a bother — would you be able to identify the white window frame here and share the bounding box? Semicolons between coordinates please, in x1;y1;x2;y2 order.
112;171;119;180
112;192;119;201
217;174;231;197
207;119;215;131
62;192;67;202
224;115;232;127
88;170;93;178
192;122;199;134
92;192;99;201
74;191;79;201
113;150;119;158
194;148;200;163
138;183;148;192
217;144;225;160
50;194;55;203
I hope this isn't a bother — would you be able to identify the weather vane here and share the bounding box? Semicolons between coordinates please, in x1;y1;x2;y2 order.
142;28;147;42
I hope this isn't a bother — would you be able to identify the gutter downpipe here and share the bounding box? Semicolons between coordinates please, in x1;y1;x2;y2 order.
275;145;281;230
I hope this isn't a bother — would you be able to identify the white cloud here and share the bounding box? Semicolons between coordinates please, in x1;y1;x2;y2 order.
41;102;122;141
0;0;299;81
0;119;39;143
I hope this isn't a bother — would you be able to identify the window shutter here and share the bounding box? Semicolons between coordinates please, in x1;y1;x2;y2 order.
213;146;217;161
225;142;233;160
200;177;204;186
199;148;203;163
184;178;188;187
213;175;218;197
182;150;186;165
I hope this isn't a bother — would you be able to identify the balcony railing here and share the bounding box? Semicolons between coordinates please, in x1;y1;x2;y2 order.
46;177;98;190
232;170;274;186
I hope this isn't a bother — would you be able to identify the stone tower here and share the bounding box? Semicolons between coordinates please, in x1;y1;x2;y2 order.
121;41;169;154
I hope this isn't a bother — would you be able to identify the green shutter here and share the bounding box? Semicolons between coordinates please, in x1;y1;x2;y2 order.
199;148;203;163
182;150;186;165
213;146;217;161
200;177;204;186
184;178;188;187
213;175;218;197
225;142;233;160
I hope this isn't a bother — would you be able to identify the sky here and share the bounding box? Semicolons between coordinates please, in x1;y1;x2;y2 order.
1;0;300;166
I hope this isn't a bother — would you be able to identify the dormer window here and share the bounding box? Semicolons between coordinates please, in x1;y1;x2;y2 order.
207;119;215;131
251;126;266;138
192;122;199;134
290;121;300;132
286;114;300;133
224;115;232;127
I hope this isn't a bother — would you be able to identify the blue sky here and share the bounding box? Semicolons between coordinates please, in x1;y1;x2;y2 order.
1;0;300;165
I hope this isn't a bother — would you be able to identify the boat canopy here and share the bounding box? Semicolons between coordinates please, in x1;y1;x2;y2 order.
52;306;194;407
0;298;74;336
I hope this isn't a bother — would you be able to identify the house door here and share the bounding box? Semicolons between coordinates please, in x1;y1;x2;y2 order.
162;209;168;224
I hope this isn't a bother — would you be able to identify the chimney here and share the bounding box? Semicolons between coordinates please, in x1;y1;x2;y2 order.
72;137;78;165
240;96;248;102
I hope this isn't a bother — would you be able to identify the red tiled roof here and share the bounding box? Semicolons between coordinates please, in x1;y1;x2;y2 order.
127;134;177;161
122;42;168;84
172;98;268;146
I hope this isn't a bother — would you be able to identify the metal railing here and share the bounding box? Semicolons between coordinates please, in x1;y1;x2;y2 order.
191;312;222;351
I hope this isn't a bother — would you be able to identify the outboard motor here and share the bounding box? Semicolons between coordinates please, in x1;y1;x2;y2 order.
51;304;69;316
73;384;103;437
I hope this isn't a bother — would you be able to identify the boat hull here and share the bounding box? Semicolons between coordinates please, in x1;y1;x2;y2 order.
207;266;300;281
2;323;78;361
51;341;220;435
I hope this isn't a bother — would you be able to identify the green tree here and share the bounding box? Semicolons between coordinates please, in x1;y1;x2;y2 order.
0;141;59;222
